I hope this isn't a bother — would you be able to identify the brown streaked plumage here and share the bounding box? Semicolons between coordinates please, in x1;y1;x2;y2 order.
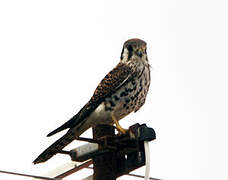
33;38;150;164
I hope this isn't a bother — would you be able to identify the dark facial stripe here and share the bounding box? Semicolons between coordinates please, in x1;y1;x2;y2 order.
127;45;133;60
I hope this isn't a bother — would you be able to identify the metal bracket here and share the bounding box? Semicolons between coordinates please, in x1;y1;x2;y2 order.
58;123;156;177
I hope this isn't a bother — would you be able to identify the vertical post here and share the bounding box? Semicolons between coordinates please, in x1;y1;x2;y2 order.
92;124;116;180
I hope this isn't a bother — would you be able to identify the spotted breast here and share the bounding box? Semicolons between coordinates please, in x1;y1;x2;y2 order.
104;59;150;121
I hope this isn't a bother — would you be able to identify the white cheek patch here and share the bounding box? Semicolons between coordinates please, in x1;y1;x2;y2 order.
122;48;129;62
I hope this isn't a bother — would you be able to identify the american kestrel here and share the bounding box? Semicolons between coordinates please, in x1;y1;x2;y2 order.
33;38;150;164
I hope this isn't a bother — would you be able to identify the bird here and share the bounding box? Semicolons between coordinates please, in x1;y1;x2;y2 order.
33;38;151;164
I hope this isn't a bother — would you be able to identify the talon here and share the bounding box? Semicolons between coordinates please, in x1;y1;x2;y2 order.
112;114;128;134
115;126;128;135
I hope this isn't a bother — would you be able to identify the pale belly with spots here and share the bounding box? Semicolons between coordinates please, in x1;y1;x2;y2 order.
104;65;150;121
85;64;150;128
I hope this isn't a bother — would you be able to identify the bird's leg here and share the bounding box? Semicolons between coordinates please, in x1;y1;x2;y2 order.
112;114;127;134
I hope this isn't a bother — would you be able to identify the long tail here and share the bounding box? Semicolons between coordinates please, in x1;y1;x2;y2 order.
46;104;89;137
33;129;77;164
46;116;77;137
33;103;94;164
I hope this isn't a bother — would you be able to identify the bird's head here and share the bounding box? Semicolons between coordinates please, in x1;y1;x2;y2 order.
120;38;147;63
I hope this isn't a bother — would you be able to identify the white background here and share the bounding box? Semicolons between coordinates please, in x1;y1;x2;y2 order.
0;0;228;180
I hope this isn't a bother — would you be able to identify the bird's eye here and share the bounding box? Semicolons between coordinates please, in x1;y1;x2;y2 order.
127;45;133;52
137;51;143;58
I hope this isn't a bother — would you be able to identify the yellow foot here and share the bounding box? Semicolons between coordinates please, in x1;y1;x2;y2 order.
116;127;128;135
112;114;128;134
